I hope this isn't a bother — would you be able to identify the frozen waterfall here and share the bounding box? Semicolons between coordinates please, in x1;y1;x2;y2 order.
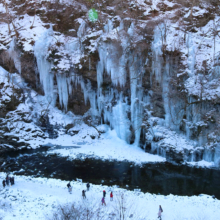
32;19;220;166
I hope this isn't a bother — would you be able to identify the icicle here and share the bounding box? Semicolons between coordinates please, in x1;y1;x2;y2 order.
69;71;98;116
111;93;131;142
34;26;56;105
79;78;98;116
65;38;80;53
77;20;87;38
151;142;166;157
203;148;214;162
129;54;144;145
151;24;164;84
97;43;127;88
104;19;113;33
119;20;124;31
214;144;220;166
96;46;105;88
56;73;69;111
186;33;195;77
127;22;134;36
8;38;21;74
163;61;171;128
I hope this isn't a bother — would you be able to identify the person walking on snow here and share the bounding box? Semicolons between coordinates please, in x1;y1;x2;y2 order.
103;190;106;198
69;186;72;194
101;197;106;206
158;205;163;220
67;182;71;192
2;180;6;188
12;176;15;185
9;177;13;186
86;182;90;191
67;182;71;189
82;190;86;199
110;191;113;201
6;175;9;186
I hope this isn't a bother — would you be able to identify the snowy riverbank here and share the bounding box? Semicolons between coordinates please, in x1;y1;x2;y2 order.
45;127;166;165
0;172;219;220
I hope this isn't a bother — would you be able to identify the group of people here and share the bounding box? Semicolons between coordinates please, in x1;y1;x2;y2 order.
66;182;113;205
2;174;15;188
66;181;163;219
101;190;113;206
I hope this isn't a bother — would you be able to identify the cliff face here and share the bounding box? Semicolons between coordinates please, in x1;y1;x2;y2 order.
0;0;220;164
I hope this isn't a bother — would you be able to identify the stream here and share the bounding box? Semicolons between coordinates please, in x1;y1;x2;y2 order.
1;147;220;199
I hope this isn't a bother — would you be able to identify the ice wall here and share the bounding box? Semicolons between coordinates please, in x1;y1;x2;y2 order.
32;19;219;164
93;21;145;144
34;21;87;109
61;20;145;144
47;19;144;145
95;40;131;142
149;21;220;165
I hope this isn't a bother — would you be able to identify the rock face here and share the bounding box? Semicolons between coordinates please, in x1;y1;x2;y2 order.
0;0;220;164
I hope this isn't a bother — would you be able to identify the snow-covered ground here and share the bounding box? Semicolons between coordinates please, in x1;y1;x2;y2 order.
0;172;219;220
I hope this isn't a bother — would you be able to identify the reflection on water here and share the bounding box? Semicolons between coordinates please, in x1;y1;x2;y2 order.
1;148;220;199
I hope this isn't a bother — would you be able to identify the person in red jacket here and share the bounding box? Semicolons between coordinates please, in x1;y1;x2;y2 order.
103;190;106;198
110;191;113;201
101;197;106;206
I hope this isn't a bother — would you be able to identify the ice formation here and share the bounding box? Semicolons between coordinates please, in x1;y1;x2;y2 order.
34;26;56;105
31;18;220;165
8;38;21;74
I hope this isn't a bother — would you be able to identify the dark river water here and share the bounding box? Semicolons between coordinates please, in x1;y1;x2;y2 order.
1;147;220;199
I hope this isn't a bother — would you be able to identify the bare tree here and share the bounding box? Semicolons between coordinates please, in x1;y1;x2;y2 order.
1;0;19;38
111;192;134;220
49;200;106;220
30;0;37;29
